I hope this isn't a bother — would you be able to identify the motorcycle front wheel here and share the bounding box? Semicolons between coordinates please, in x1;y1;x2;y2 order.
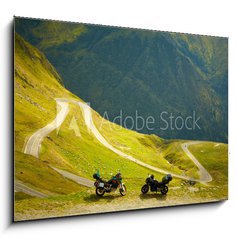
160;186;168;195
96;187;105;196
119;185;127;196
141;184;149;194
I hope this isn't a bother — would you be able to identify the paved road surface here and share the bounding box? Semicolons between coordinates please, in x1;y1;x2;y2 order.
51;166;94;188
181;142;212;182
24;100;69;158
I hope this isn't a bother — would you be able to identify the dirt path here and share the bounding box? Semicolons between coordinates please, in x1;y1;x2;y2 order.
15;180;49;198
51;166;94;188
15;190;224;221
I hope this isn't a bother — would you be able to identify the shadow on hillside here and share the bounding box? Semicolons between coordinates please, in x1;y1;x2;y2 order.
83;194;123;203
139;193;167;201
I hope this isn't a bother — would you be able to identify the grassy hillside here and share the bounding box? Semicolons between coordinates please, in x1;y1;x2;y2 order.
189;142;228;185
15;17;228;143
15;33;85;196
14;33;228;221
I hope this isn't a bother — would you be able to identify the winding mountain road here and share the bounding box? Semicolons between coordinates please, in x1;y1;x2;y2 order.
24;99;69;158
181;142;212;182
15;180;49;198
23;98;212;184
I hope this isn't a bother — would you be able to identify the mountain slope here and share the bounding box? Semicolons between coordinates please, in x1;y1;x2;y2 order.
14;33;187;197
15;18;228;143
14;33;85;195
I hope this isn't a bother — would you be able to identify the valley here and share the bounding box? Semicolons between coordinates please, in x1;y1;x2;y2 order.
15;18;228;142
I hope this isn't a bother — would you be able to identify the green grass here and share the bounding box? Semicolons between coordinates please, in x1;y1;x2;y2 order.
15;151;85;195
15;33;76;151
15;192;34;201
15;34;85;198
158;140;200;179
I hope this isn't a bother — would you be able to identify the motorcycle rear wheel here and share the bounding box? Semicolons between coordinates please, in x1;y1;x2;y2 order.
141;184;149;194
160;186;168;195
119;185;127;196
96;187;105;196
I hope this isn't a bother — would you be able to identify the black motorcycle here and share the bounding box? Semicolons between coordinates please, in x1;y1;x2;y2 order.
93;172;127;197
141;174;172;195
